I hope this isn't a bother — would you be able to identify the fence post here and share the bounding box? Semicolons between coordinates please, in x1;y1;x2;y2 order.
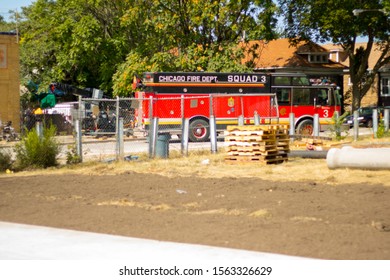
117;118;124;161
210;115;217;154
373;109;378;138
384;108;389;132
136;94;143;128
149;96;154;123
254;111;260;125
149;117;158;158
209;95;217;153
313;113;320;137
35;121;43;139
116;96;120;136
180;95;187;156
148;96;154;158
238;115;245;126
75;119;83;162
181;118;189;157
353;110;359;141
289;113;295;143
181;95;185;122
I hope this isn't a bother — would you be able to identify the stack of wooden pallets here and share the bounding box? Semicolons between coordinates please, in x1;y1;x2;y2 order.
224;125;289;164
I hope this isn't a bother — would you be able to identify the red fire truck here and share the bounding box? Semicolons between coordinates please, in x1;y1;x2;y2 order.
135;72;278;141
135;72;342;141
270;73;342;134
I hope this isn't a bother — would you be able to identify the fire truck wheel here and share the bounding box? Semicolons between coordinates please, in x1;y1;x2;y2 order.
297;119;313;135
189;119;210;142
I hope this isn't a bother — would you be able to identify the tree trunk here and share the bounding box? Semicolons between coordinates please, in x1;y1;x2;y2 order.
351;82;361;112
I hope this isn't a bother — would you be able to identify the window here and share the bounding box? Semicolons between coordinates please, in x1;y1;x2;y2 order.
292;89;310;105
292;77;310;86
308;54;329;63
381;77;390;96
276;88;290;105
273;76;291;85
312;89;328;106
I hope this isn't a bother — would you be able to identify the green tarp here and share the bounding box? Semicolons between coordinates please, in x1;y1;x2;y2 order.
40;93;56;109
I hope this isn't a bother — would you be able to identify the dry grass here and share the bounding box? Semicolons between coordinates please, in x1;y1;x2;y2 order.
1;133;390;186
3;139;390;187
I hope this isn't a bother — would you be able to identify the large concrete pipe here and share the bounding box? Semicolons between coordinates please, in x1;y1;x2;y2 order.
327;146;390;170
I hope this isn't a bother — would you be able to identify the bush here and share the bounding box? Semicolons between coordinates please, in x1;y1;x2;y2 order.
66;144;82;165
329;111;349;140
0;149;13;172
14;125;61;169
376;119;390;138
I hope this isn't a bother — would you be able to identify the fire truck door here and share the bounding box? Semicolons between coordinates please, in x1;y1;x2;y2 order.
312;89;331;119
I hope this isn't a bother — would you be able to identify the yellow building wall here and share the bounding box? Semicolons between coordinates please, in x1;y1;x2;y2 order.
343;75;378;111
0;33;20;132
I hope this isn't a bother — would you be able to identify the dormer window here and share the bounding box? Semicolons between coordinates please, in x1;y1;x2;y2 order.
308;54;329;63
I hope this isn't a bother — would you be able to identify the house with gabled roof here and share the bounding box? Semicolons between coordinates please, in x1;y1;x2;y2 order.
323;42;390;109
241;38;347;93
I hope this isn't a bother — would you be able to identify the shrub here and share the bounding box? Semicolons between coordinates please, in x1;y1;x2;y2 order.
0;149;13;172
14;125;61;169
329;111;349;140
376;119;390;138
66;144;82;165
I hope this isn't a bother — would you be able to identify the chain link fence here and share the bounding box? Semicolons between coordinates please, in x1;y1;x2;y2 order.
5;95;390;165
13;94;278;162
78;94;278;161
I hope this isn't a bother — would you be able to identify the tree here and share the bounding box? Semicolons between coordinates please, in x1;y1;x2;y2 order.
0;13;16;32
278;0;390;111
112;0;279;96
16;0;278;97
19;0;133;95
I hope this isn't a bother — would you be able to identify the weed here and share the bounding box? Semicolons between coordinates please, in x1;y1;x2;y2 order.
329;111;349;140
376;119;390;138
0;149;13;172
14;125;61;169
66;144;82;165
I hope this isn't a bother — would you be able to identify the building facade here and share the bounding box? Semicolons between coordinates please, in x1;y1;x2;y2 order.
324;42;390;109
241;38;346;103
0;32;20;131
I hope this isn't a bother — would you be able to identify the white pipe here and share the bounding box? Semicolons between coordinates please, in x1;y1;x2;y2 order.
327;146;390;170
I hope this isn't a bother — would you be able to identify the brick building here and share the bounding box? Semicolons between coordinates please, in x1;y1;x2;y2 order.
241;38;346;99
323;42;390;109
0;32;20;131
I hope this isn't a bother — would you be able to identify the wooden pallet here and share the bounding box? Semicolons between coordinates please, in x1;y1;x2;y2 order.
227;124;289;132
225;124;289;164
225;154;288;164
227;145;278;153
227;140;276;147
227;150;279;156
226;130;275;136
225;134;276;142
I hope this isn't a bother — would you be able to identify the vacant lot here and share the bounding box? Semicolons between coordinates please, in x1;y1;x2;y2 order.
1;144;390;260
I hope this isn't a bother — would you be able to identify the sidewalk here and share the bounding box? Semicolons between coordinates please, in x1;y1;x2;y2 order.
0;222;305;260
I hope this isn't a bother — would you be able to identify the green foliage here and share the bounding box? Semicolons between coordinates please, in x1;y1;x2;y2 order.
19;0;134;94
0;149;13;172
329;111;349;140
112;43;252;97
18;0;278;97
66;145;82;165
14;125;61;169
376;119;390;138
278;0;390;111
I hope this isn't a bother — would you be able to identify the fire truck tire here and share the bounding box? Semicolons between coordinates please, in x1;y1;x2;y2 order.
297;119;313;135
189;119;210;142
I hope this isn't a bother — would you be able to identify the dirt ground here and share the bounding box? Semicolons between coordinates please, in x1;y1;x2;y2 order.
1;163;389;260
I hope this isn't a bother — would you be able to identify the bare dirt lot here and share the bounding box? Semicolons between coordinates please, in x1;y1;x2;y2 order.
1;149;390;260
